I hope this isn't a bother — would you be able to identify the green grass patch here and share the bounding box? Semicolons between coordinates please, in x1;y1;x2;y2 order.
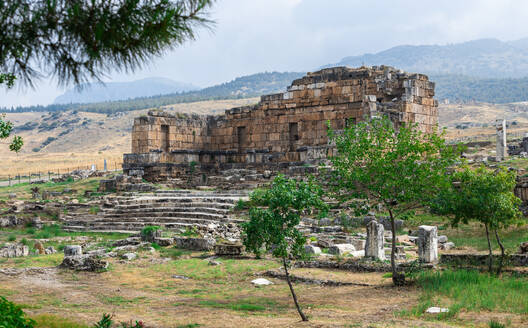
99;295;148;306
31;314;90;328
198;297;282;313
400;269;528;320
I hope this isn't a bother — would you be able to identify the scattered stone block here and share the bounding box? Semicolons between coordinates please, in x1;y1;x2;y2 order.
174;237;215;251
304;245;322;255
425;307;449;314
153;237;173;247
214;244;243;256
0;216;17;228
34;242;45;255
438;235;448;243
121;253;137;261
64;245;83;256
418;225;438;263
328;244;356;255
251;278;272;286
0;244;29;258
45;246;57;255
439;242;455;251
60;255;108;271
365;220;385;260
519;242;528;254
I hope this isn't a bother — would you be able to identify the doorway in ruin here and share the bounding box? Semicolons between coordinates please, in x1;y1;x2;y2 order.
237;126;247;153
289;122;299;151
161;125;169;152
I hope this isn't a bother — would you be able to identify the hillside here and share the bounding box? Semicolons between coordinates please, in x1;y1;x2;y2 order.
6;72;304;114
54;77;199;104
0;98;258;177
326;38;528;78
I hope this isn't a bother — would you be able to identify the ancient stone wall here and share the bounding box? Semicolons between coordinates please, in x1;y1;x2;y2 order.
124;66;439;181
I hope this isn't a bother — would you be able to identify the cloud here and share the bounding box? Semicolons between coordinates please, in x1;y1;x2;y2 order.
2;0;528;107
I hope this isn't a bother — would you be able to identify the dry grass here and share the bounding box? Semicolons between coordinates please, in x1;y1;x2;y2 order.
1;247;524;328
0;98;259;178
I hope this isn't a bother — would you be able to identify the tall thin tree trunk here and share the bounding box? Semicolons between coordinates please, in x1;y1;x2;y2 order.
282;257;308;321
388;208;404;286
494;229;505;275
485;223;493;272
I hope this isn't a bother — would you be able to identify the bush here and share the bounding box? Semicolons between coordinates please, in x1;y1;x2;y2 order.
488;321;506;328
0;296;35;328
93;314;112;328
140;226;160;240
7;234;16;242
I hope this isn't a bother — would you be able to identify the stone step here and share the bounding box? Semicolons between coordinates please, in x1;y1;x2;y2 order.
154;192;249;198
116;196;244;205
105;206;231;214
62;227;137;234
102;211;227;220
63;221;209;232
64;216;245;226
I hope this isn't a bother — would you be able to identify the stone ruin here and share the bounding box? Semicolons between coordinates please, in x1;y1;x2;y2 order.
123;66;438;183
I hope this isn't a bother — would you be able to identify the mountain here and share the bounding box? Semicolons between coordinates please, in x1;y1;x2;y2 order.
53;77;199;104
9;72;304;114
326;38;528;78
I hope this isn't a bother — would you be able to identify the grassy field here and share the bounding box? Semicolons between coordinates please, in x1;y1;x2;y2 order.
1;223;527;327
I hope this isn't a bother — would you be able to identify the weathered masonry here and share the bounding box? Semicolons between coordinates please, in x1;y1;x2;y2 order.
123;66;438;181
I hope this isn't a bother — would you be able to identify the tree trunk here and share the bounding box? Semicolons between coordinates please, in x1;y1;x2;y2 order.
282;257;308;321
494;229;505;275
485;223;493;272
388;208;405;286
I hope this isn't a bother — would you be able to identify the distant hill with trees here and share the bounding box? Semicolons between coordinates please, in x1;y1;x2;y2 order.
4;72;305;114
54;78;199;104
326;38;528;78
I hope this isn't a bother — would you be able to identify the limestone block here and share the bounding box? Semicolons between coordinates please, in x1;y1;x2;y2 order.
328;244;355;255
365;221;385;260
418;225;438;263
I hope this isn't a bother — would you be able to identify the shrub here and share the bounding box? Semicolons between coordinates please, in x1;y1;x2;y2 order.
234;199;247;211
488;321;506;328
0;296;35;328
7;234;16;242
140;226;161;240
93;314;113;328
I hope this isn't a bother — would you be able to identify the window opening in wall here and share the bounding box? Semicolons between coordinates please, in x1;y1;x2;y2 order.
161;125;169;152
237;126;247;152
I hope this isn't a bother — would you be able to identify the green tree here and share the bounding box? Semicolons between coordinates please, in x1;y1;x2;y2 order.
1;0;214;86
433;166;523;274
1;0;213;152
241;175;328;322
327;116;459;285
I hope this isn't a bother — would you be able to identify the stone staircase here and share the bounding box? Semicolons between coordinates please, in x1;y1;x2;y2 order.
62;190;249;234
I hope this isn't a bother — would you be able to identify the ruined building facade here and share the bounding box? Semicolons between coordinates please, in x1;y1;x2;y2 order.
123;66;438;181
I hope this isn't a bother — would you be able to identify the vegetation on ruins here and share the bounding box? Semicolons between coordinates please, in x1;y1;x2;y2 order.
327;116;460;285
241;175;328;321
433;166;524;274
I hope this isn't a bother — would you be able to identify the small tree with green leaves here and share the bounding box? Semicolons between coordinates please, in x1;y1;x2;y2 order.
0;113;23;153
433;166;523;274
327;116;460;285
242;175;328;322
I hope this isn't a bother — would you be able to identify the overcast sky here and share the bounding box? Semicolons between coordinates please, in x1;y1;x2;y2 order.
2;0;528;107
